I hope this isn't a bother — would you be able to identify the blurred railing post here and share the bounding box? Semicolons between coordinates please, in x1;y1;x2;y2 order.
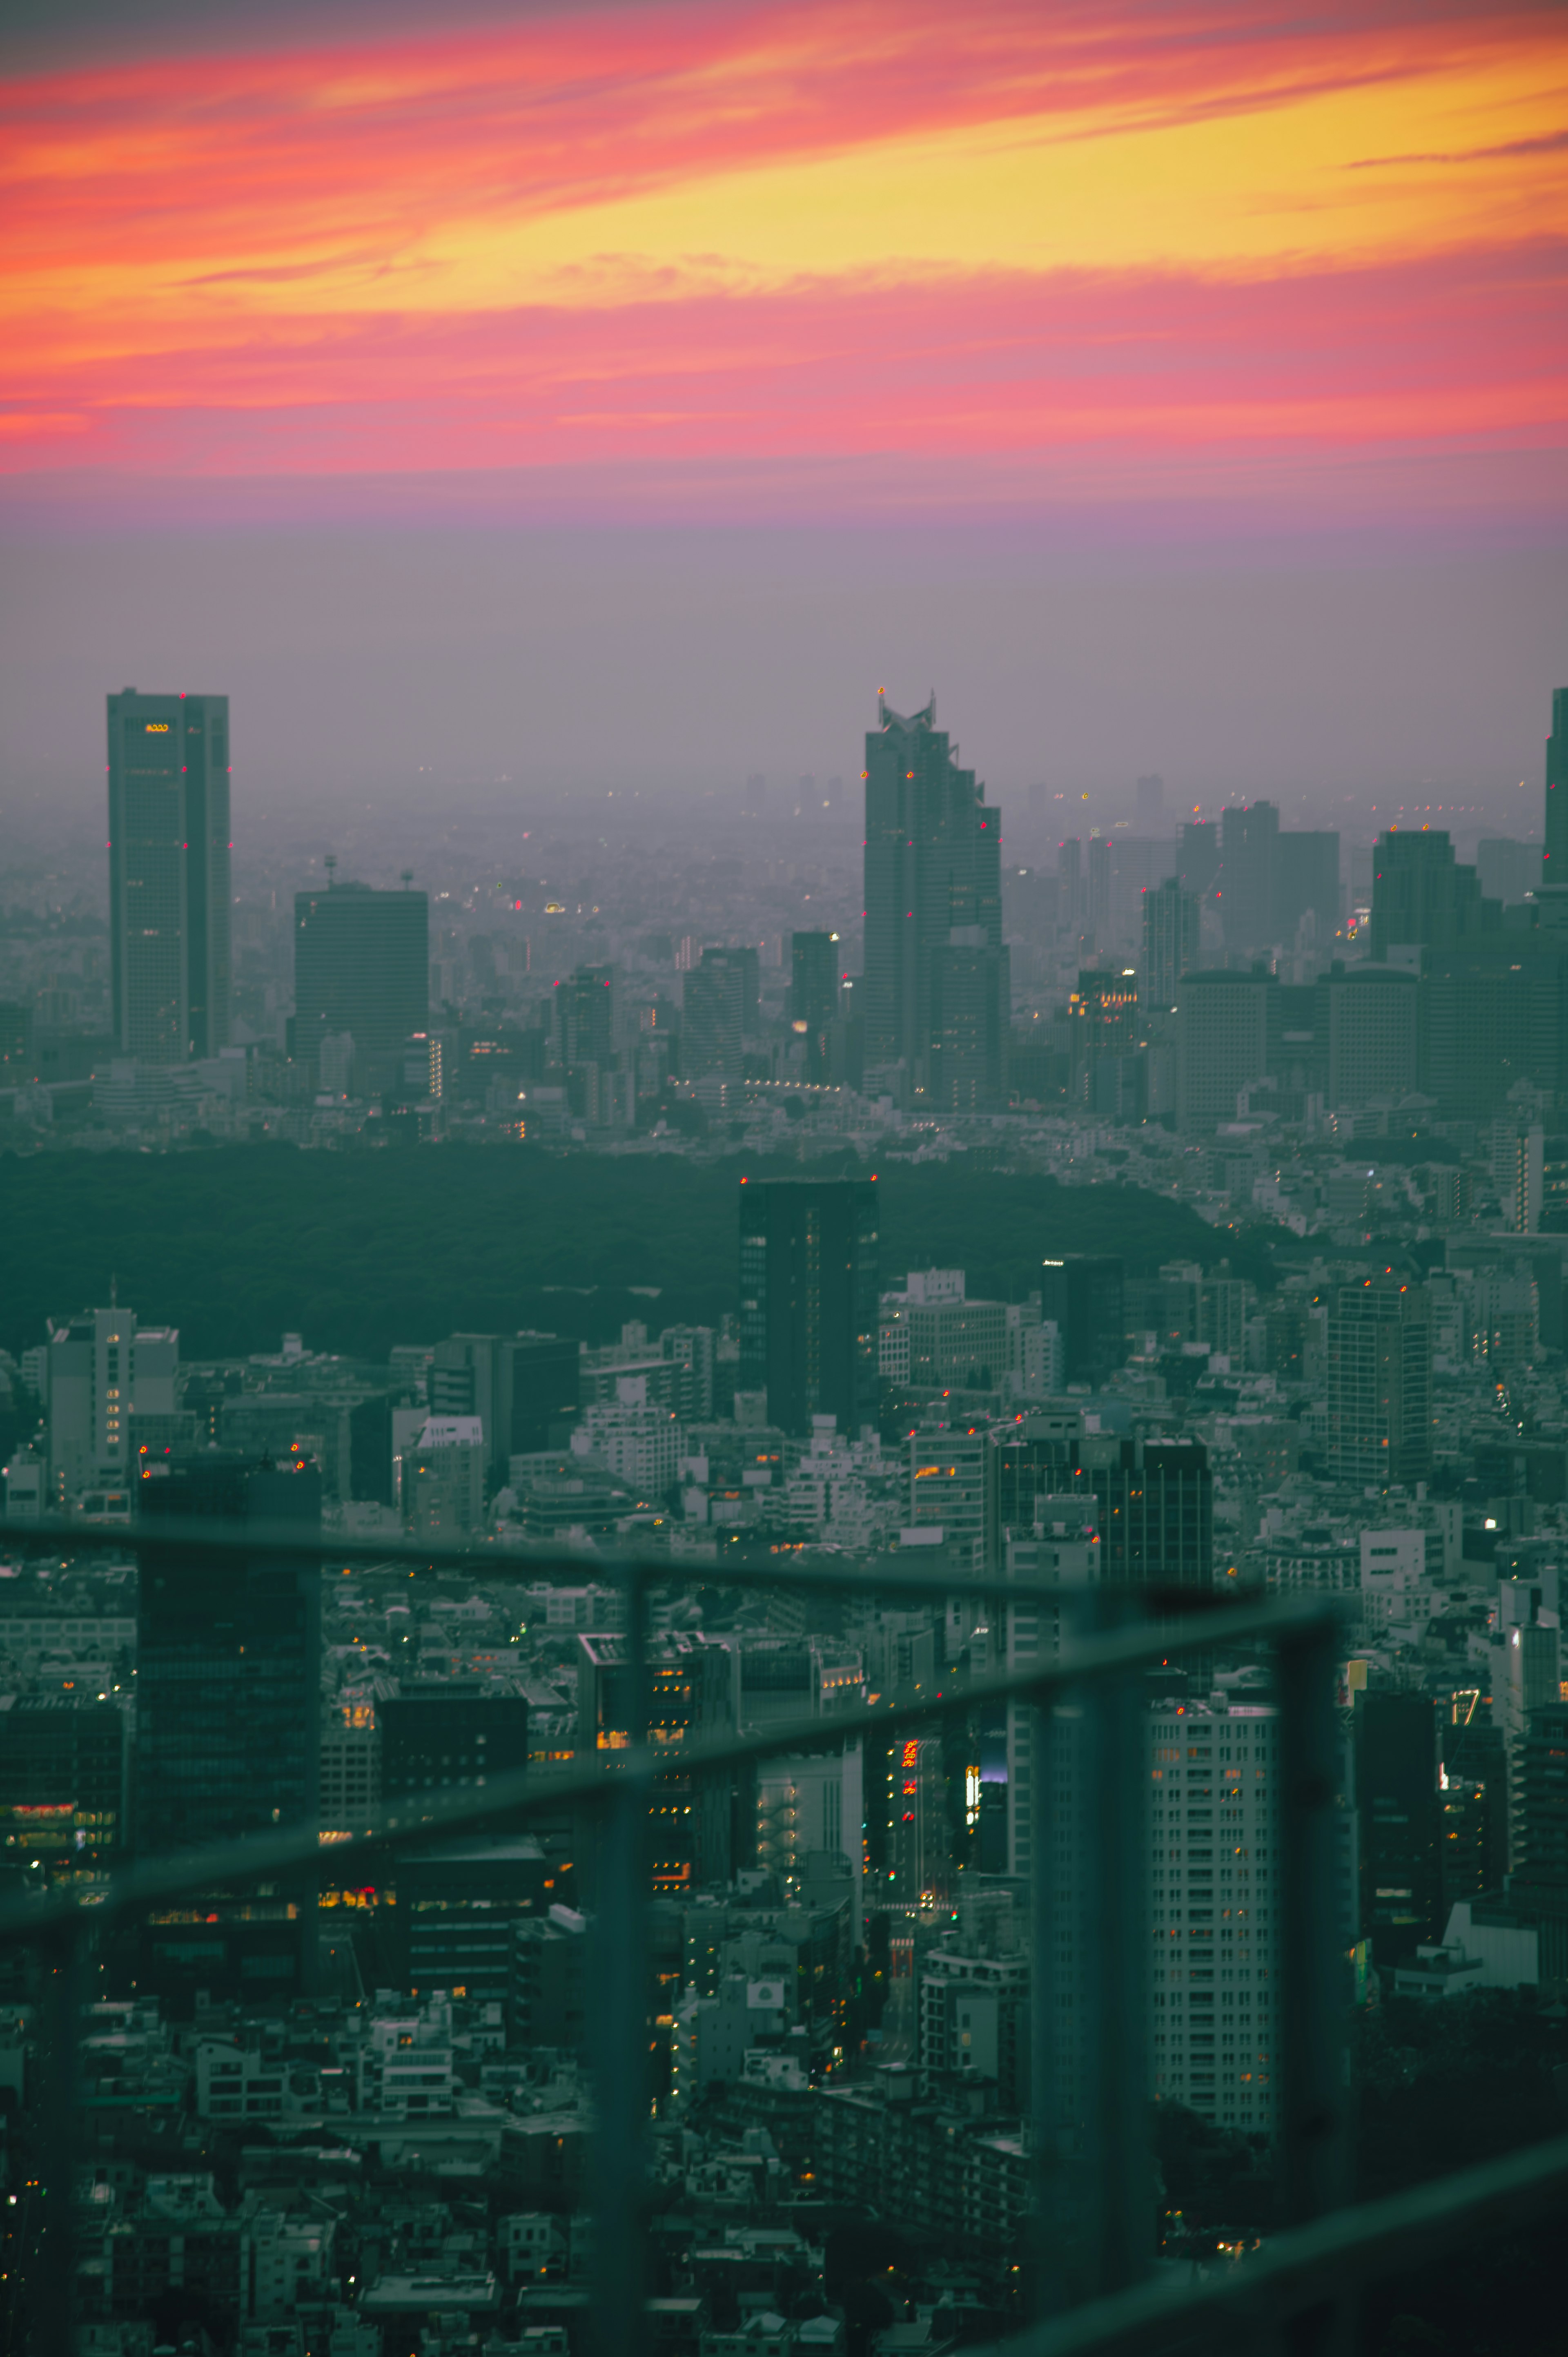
1276;1613;1354;2353
33;1911;85;2353
1030;1592;1151;2318
1079;1594;1152;2300
590;1560;652;2357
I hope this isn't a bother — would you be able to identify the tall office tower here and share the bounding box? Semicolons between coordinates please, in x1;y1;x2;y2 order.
45;1303;179;1501
107;688;231;1061
1317;964;1419;1108
994;1423;1212;1589
1141;878;1199;1013
292;876;429;1090
1354;1688;1440;1965
862;693;1009;1106
134;1453;321;2005
1544;686;1568;882
1326;1278;1432;1486
1057;837;1084;928
1179;819;1221;902
1273;830;1341;949
738;1175;879;1436
552;964;620;1067
930;929;1009;1110
1149;1696;1282;2134
510;1333;582;1454
1219;801;1279;950
1037;1255;1124;1387
1366;829;1499;959
1177;968;1272;1130
682;947;746;1076
1086;835;1112;939
791;930;840;1081
735;943;761;1036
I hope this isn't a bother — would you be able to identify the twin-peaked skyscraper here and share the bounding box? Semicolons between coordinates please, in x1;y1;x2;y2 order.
862;693;1009;1112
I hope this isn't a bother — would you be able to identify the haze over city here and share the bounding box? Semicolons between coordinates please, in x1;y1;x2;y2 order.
1;7;1566;2357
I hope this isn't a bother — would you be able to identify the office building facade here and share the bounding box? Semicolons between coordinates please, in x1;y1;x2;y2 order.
1038;1255;1124;1388
738;1175;880;1436
1544;685;1568;881
45;1304;179;1501
1178;970;1271;1130
791;931;840;1082
863;693;1009;1108
292;878;429;1085
107;689;231;1062
1326;1280;1432;1487
1141;877;1198;1013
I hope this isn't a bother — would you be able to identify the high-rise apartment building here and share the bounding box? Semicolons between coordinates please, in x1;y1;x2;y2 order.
738;1175;879;1436
292;877;429;1086
107;689;231;1061
862;694;1009;1108
1141;877;1198;1013
1149;1697;1282;2134
1326;1279;1432;1486
790;931;840;1081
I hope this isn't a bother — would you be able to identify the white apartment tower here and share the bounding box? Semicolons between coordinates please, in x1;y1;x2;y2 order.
1148;1695;1280;2135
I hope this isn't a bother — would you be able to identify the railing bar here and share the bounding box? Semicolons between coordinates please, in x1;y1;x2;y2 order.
0;1597;1344;1946
1087;1606;1152;2298
968;2129;1568;2357
1276;1621;1352;2229
0;1509;1274;1614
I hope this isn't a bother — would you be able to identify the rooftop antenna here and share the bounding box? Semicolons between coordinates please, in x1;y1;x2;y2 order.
401;868;414;891
109;1273;118;1307
324;853;337;885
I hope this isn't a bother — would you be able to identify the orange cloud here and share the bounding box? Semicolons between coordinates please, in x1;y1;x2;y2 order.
2;0;1564;519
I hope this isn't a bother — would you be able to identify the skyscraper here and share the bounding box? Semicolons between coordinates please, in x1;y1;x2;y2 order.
1141;878;1198;1013
1177;969;1272;1130
862;693;1009;1107
1219;801;1279;950
292;876;429;1088
1366;830;1499;959
791;931;840;1082
737;1175;879;1436
1037;1255;1125;1387
107;689;231;1062
1544;686;1568;882
681;948;747;1077
1326;1278;1432;1486
134;1452;322;2004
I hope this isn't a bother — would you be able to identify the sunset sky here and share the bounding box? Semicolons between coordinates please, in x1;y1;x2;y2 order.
2;0;1564;800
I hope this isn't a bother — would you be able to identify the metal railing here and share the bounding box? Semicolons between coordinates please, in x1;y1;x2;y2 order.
0;1513;1562;2356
